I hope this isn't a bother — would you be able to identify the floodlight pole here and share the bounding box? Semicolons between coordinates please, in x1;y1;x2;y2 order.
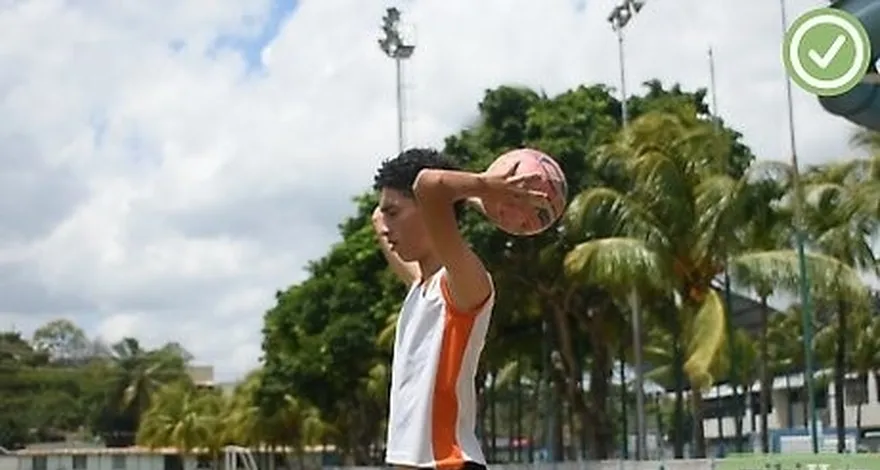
708;47;730;446
395;58;405;154
609;0;647;460
378;7;415;155
779;0;819;454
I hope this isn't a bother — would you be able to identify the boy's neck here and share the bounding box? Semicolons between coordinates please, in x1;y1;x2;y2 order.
417;257;442;285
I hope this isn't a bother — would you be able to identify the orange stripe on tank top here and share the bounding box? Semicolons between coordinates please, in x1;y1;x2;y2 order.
432;277;486;470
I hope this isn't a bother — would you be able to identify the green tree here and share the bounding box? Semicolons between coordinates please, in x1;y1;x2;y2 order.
767;307;808;429
445;84;622;458
261;194;400;464
31;319;89;364
137;381;231;467
95;338;190;446
0;332;44;448
848;309;880;436
565;104;868;457
228;370;326;466
0;330;101;448
0;331;47;366
800;161;878;451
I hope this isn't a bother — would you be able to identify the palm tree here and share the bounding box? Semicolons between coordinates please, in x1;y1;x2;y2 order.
137;381;218;456
363;362;390;461
848;128;880;154
766;308;805;429
191;391;229;466
268;394;326;467
96;338;190;446
815;306;880;443
713;328;758;448
799;162;878;452
724;170;790;453
849;310;880;438
845;128;880;219
225;372;267;446
564;109;870;457
564;108;729;457
493;356;540;462
226;370;327;465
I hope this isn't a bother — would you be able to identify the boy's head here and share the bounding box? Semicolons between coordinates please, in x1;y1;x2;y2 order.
373;148;461;262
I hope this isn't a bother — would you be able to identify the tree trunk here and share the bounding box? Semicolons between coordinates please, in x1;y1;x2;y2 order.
875;372;880;404
834;299;847;453
567;399;578;459
785;374;793;428
716;384;724;443
672;317;686;458
490;372;497;461
733;384;744;452
549;303;597;458
619;342;628;458
759;296;771;453
352;419;371;465
692;390;707;458
527;359;543;463
550;373;566;460
856;401;862;447
477;366;489;452
856;372;866;448
802;380;809;428
585;325;612;459
508;373;516;462
515;358;523;462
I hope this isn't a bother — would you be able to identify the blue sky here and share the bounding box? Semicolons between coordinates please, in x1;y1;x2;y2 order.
213;0;299;71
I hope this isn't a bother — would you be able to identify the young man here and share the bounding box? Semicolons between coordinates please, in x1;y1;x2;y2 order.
371;148;545;470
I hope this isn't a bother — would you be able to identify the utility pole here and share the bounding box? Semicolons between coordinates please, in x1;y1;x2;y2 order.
608;0;647;459
378;7;415;155
779;0;819;453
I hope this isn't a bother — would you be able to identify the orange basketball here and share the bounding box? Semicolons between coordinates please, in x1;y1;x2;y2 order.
482;148;568;236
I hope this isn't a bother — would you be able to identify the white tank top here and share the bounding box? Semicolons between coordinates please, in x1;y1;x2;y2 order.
385;267;495;468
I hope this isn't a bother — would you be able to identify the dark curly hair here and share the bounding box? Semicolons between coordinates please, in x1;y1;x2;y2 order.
373;147;465;216
373;148;461;194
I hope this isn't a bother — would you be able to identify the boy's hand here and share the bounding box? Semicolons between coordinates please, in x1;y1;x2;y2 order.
478;163;549;210
371;205;383;231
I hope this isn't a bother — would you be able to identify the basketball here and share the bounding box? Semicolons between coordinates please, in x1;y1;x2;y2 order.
481;148;568;236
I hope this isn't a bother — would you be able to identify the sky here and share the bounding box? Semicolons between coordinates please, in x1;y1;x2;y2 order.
0;0;865;382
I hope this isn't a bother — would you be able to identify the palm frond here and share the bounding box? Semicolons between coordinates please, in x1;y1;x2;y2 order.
495;359;523;387
564;237;672;294
730;250;870;306
564;187;669;246
683;289;726;391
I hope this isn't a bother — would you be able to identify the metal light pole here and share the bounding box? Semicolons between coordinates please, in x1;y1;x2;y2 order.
608;0;647;459
708;47;729;446
708;47;745;452
779;0;819;453
541;320;557;464
378;7;414;155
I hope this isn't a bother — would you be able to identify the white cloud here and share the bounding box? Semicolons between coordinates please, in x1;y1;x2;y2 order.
0;0;863;381
96;313;142;345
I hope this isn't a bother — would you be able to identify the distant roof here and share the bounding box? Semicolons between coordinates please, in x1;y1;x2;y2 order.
709;281;782;333
727;293;775;331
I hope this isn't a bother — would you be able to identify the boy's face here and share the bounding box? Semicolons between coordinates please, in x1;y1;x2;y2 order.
377;187;430;262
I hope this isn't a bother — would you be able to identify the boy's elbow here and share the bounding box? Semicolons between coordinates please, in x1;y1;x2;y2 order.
412;169;447;199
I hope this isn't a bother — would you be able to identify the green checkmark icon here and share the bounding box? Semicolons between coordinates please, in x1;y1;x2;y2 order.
782;7;872;96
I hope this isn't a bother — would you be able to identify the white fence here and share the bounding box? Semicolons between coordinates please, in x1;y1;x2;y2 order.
325;462;712;470
326;457;880;470
0;456;17;470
